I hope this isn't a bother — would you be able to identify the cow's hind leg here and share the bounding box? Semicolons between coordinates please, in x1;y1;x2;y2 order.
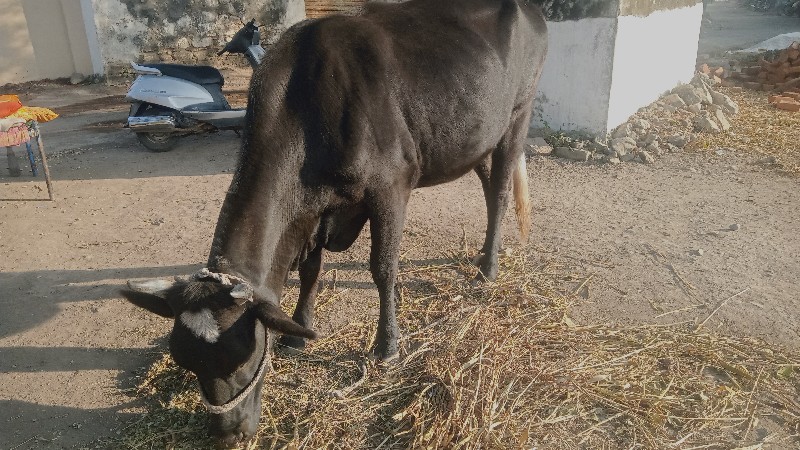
279;246;324;351
475;108;532;283
368;188;411;362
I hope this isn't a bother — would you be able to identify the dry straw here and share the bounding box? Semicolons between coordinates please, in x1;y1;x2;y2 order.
102;248;799;449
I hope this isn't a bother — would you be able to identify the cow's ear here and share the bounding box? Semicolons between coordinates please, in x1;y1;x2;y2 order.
253;302;317;339
121;279;176;318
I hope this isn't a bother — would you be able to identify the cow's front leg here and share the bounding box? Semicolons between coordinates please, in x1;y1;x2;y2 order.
279;246;324;351
368;189;410;362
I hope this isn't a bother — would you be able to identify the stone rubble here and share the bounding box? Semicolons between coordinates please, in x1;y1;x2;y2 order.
538;73;740;165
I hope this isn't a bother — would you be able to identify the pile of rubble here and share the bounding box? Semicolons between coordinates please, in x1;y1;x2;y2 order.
529;73;739;165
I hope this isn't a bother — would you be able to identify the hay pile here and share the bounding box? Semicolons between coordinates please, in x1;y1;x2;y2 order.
104;249;800;449
689;86;800;175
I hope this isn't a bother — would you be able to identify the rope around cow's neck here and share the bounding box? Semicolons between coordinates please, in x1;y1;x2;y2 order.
198;329;270;415
193;267;255;304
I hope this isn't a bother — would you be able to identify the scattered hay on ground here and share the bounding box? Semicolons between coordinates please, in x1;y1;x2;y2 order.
690;87;800;175
102;249;800;449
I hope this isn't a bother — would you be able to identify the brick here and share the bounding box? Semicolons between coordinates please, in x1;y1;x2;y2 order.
782;92;800;101
743;82;762;90
790;49;800;61
767;73;787;84
787;66;800;76
768;95;784;103
762;84;776;92
742;66;761;76
777;50;790;64
757;71;768;80
714;66;725;77
720;78;738;87
775;100;800;112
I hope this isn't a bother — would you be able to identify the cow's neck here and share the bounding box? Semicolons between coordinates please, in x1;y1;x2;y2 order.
206;155;313;299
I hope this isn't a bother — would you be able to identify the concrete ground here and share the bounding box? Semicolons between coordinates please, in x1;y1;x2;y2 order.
699;0;800;58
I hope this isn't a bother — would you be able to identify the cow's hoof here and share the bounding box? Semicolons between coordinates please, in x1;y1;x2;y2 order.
277;335;306;355
471;271;496;286
369;347;399;364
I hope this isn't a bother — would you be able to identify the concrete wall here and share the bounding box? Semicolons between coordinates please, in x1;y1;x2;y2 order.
0;0;102;85
534;18;617;134
531;0;703;135
607;3;703;129
91;0;305;80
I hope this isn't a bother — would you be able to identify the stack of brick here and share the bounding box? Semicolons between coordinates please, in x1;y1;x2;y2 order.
768;90;800;112
698;64;726;85
725;42;800;92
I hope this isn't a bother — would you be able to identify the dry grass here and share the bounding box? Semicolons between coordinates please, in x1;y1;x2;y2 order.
101;248;800;449
690;86;800;175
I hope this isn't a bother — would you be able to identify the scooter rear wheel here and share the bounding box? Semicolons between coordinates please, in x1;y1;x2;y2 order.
136;131;178;152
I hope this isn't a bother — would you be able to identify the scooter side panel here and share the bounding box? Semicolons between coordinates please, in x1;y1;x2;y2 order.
125;75;215;111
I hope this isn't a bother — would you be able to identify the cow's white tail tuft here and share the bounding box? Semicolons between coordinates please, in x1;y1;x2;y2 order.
512;152;531;242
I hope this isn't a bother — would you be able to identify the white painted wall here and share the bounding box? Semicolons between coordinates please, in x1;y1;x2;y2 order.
0;0;103;84
607;4;703;130
532;18;617;135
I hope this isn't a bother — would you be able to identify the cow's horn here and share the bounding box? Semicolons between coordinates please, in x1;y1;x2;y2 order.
127;279;174;296
230;283;254;305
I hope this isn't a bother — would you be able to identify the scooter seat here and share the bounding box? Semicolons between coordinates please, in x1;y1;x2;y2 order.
143;63;225;86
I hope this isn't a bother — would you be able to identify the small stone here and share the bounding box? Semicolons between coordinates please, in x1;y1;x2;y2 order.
591;140;611;155
692;248;705;256
662;93;687;108
758;155;778;164
713;108;731;131
695;116;721;133
572;140;586;150
639;150;655;164
673;84;704;106
610;137;637;156
631;118;651;131
666;135;688;148
639;133;658;146
620;153;636;162
646;141;662;156
687;104;702;114
525;137;552;156
553;146;590;162
70;72;86;85
711;91;739;115
729;223;740;231
612;123;638;140
605;156;621;165
662;104;679;113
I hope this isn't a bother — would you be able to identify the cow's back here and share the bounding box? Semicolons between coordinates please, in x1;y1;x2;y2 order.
246;0;547;193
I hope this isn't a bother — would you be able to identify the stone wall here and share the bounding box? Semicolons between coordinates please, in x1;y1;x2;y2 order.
91;0;304;83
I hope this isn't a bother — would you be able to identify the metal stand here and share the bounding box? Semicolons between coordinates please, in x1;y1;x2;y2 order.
30;122;54;200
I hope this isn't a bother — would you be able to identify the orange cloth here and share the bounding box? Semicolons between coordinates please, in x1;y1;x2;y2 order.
10;106;58;123
0;95;23;118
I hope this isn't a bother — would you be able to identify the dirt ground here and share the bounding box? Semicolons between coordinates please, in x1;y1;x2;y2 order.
2;5;800;450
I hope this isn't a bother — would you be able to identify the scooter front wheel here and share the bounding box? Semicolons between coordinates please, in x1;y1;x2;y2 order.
136;132;179;152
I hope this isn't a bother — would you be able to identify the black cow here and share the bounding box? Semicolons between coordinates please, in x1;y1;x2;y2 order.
121;0;547;446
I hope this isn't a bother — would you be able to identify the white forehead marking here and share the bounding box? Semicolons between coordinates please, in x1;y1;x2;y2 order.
179;309;220;343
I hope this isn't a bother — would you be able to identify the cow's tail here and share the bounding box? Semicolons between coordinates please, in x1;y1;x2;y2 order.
512;152;531;242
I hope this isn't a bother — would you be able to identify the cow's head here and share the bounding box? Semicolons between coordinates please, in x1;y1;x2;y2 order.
121;275;315;448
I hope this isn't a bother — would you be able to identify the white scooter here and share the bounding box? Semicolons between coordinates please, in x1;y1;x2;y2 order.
125;20;265;152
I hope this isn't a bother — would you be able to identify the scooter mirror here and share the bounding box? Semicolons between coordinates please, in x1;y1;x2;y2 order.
218;19;259;56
